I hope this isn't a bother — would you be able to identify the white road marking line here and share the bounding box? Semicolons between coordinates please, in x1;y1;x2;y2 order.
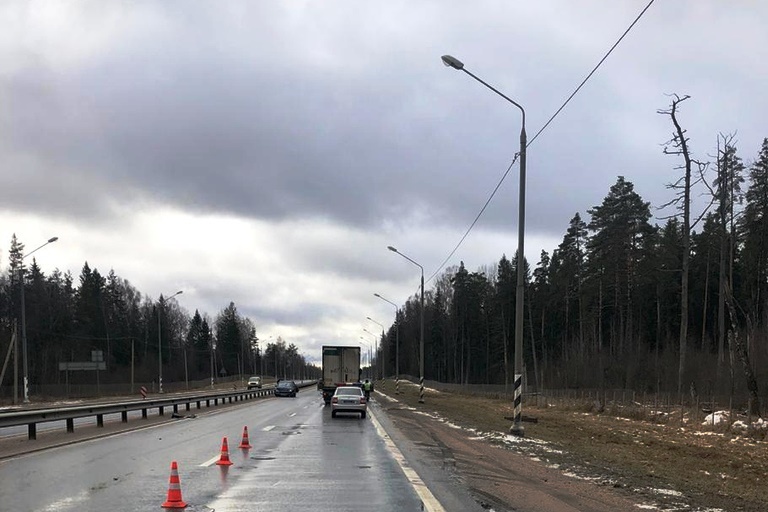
200;454;221;467
288;412;296;417
262;425;275;431
370;409;446;512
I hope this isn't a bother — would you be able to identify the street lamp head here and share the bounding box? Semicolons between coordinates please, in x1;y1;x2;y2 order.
374;293;381;298
175;290;183;296
48;237;59;243
441;55;464;70
387;246;398;253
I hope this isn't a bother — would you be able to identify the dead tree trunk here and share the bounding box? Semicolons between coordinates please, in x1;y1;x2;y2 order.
723;280;761;417
659;94;693;396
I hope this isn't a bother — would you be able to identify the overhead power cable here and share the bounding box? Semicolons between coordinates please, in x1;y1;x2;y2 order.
425;0;657;284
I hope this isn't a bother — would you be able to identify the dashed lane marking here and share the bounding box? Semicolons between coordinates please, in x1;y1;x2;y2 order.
200;454;220;467
288;412;296;417
262;425;275;431
369;409;446;512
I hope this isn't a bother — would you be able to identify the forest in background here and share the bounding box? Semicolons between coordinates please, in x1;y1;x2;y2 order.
3;99;768;412
379;121;768;413
0;247;317;398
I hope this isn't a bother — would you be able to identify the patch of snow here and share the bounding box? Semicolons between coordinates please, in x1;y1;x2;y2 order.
650;488;683;497
702;410;729;426
503;435;548;446
503;435;564;455
693;431;721;437
731;420;749;435
563;471;601;482
634;504;658;510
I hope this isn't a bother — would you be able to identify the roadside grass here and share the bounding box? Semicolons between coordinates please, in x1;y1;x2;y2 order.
376;378;768;512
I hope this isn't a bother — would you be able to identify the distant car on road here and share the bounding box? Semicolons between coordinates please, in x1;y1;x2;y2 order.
274;380;298;397
331;386;367;419
247;376;262;389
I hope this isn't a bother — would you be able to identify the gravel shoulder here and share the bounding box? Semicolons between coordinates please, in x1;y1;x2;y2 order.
373;380;766;512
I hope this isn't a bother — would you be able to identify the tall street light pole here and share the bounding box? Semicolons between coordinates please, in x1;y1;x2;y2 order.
158;290;183;394
374;293;400;393
358;338;372;379
20;236;59;403
366;316;385;380
388;245;425;404
442;54;527;436
361;328;378;379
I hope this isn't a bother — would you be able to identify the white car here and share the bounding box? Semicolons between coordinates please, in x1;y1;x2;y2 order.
247;376;262;389
331;386;367;419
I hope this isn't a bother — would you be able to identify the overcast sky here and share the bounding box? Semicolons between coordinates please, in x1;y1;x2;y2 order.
2;1;766;364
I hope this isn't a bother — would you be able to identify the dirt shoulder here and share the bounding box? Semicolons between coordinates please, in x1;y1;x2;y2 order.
374;380;767;512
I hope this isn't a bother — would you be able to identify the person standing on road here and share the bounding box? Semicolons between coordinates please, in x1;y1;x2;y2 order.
363;379;372;401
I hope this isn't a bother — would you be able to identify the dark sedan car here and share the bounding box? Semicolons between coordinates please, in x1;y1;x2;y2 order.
274;380;298;397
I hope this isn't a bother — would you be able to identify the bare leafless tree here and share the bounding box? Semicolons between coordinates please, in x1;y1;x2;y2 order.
658;94;699;396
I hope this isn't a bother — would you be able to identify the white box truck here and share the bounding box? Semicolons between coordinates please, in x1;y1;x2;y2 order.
320;345;361;405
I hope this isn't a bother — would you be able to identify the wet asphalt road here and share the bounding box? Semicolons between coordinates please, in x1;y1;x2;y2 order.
0;389;425;511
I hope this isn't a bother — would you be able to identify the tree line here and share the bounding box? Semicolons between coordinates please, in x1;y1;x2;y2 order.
0;246;317;398
377;106;768;413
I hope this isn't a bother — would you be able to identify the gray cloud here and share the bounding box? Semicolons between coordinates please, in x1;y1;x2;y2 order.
3;1;768;359
7;1;766;243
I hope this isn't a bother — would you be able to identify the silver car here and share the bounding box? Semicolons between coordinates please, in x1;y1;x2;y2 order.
247;376;262;389
331;386;367;419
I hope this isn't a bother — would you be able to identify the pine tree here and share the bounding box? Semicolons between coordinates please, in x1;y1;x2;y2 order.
740;138;768;325
553;213;588;358
587;176;654;377
214;302;241;378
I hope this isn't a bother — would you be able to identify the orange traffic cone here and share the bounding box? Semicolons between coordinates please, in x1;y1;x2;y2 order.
238;426;252;449
216;436;234;466
161;461;188;509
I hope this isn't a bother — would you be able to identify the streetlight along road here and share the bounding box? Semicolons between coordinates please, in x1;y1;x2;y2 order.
158;290;183;394
387;245;425;404
20;236;59;403
366;316;385;379
358;338;372;379
374;293;400;394
442;54;527;436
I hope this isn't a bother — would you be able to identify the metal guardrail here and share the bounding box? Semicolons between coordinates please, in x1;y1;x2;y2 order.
0;380;317;440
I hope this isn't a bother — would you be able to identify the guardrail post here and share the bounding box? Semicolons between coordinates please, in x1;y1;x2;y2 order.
67;418;74;433
121;411;128;423
96;414;104;427
142;408;148;419
159;406;164;416
173;404;178;414
185;403;190;411
28;423;36;440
